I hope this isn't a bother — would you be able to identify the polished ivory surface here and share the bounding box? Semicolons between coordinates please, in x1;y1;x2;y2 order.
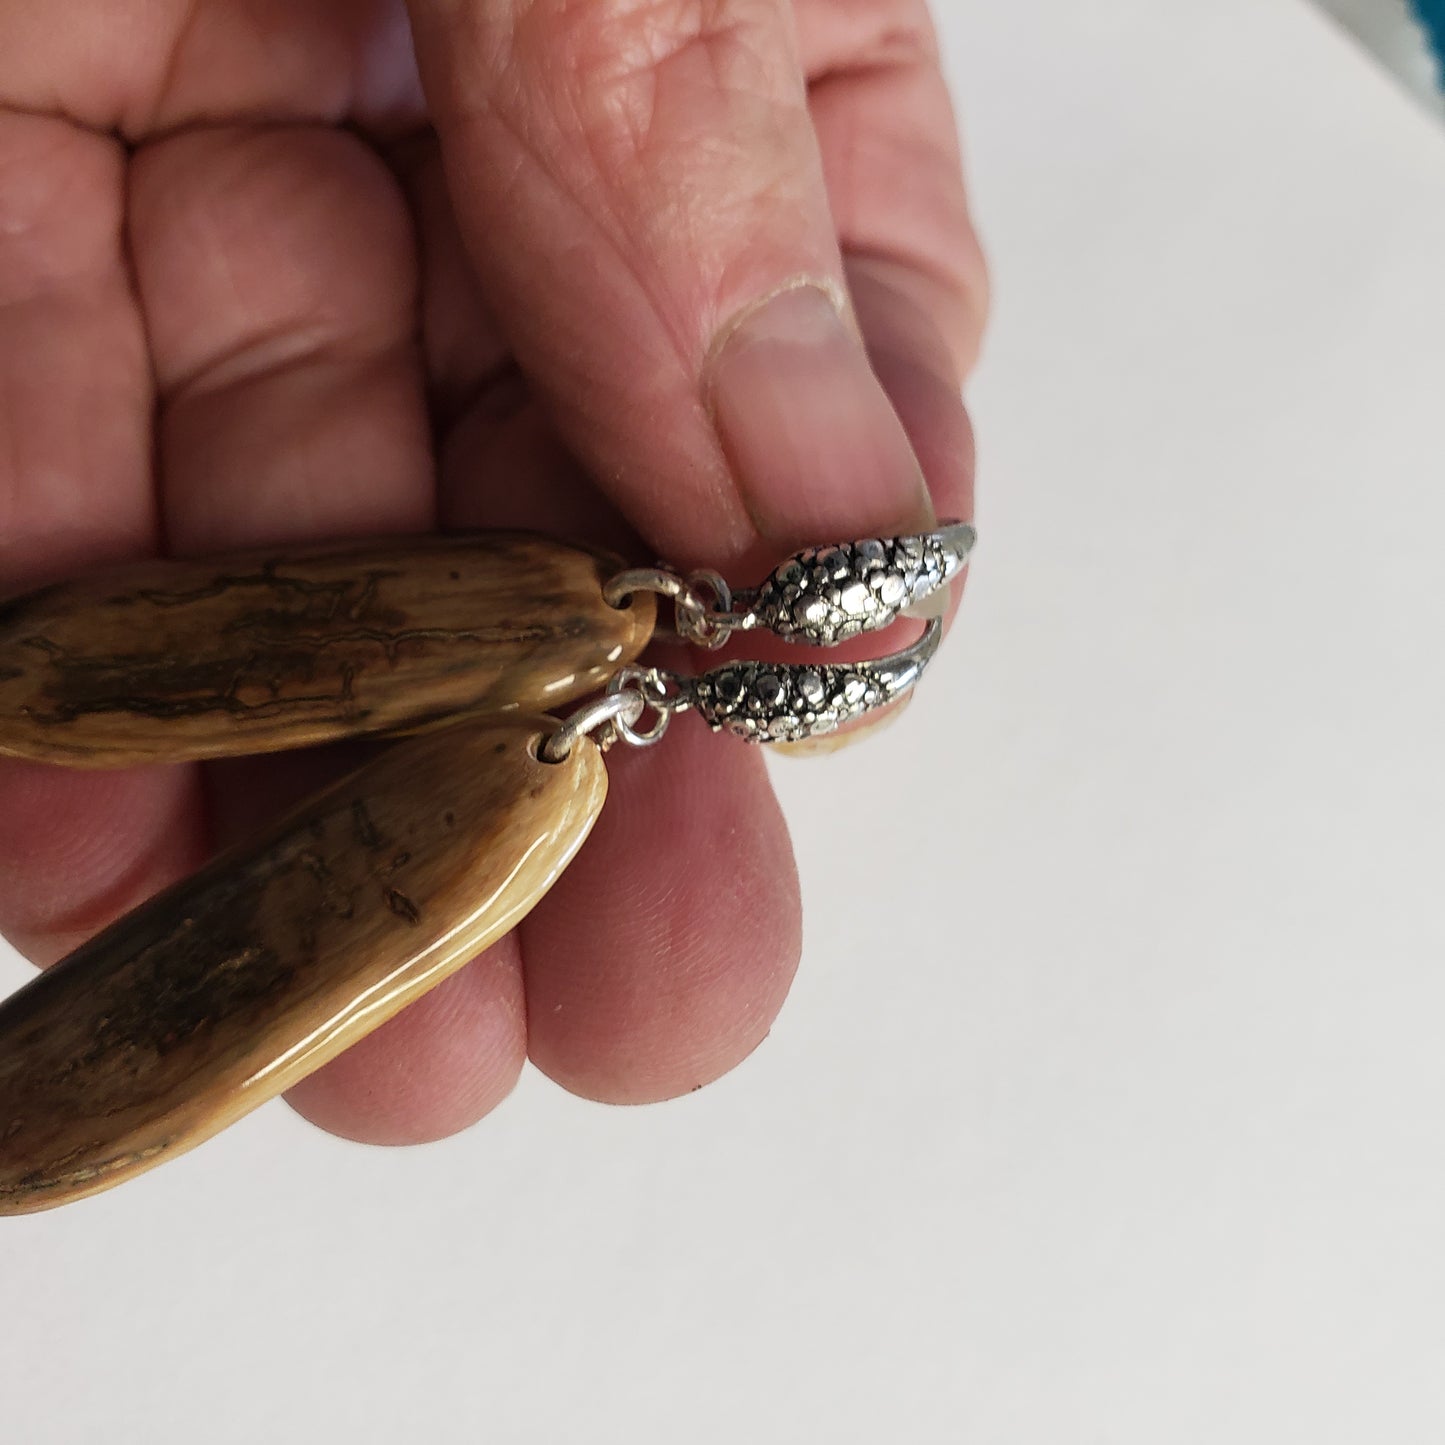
0;533;653;766
0;720;607;1214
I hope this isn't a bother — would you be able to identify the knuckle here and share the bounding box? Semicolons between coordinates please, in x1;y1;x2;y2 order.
499;0;796;156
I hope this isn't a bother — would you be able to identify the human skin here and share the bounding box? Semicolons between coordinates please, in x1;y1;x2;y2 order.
0;0;986;1144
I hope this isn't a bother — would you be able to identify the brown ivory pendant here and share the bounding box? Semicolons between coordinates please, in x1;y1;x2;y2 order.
0;532;654;767
0;718;606;1215
0;520;974;1214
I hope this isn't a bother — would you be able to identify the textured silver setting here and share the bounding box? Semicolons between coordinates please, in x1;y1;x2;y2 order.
683;618;942;742
552;522;971;757
730;521;974;646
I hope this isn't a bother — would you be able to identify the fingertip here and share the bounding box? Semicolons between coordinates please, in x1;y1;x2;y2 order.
846;254;977;526
521;723;802;1105
707;281;936;554
284;937;529;1146
0;760;205;966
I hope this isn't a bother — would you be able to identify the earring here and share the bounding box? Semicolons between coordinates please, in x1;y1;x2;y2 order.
0;521;974;1214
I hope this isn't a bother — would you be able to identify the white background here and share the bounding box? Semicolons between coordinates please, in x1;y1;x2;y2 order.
4;1;1445;1439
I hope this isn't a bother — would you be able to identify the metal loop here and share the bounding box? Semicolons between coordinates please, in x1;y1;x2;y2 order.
602;566;690;610
539;690;645;764
687;570;733;614
602;566;737;648
679;570;737;649
606;666;683;747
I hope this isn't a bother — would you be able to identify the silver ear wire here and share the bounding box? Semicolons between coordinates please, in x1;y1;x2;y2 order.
603;521;974;650
726;521;974;646
557;522;972;755
681;618;943;743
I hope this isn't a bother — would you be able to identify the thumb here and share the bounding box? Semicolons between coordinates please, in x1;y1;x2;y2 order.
404;0;934;567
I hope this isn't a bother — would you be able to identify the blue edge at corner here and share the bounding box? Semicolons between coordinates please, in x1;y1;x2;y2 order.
1415;0;1445;72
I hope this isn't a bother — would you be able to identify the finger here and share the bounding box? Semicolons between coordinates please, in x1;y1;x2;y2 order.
387;134;511;426
405;0;971;1104
435;415;801;1102
753;256;973;759
803;0;985;524
521;727;801;1103
283;961;528;1145
398;151;803;1104
129;125;434;549
406;0;934;570
127;123;526;1140
0;0;427;140
848;255;975;530
390;133;644;552
800;0;988;381
409;4;985;590
0;110;207;966
768;0;984;757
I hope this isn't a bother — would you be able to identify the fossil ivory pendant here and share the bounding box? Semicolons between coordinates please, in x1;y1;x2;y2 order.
0;520;974;1214
0;719;606;1215
0;533;654;767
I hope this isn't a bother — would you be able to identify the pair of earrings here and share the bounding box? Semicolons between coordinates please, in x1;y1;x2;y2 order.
0;521;973;1213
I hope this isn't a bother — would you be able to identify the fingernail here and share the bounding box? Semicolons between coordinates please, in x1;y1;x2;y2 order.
707;283;934;546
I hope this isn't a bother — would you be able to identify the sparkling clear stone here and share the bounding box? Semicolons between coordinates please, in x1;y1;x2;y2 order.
798;671;825;705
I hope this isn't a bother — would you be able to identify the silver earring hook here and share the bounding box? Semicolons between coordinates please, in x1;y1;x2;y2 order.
544;522;972;758
602;521;974;649
727;521;974;645
680;616;943;743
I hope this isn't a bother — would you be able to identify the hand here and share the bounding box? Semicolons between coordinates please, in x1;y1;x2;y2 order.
0;0;985;1143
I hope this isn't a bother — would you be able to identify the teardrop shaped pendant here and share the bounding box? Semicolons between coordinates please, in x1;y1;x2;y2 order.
0;522;973;1213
